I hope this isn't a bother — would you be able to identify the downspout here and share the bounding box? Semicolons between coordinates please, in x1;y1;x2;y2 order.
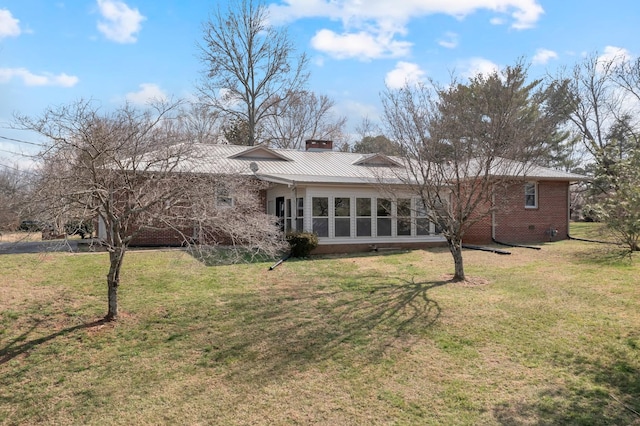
566;181;571;239
291;181;298;232
491;190;496;242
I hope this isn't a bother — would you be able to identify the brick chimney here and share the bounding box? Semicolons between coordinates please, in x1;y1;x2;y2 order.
305;139;333;151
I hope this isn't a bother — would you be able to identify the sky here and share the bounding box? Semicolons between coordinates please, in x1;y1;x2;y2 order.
1;0;639;165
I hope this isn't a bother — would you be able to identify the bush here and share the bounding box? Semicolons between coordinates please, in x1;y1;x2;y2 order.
581;205;600;222
65;220;94;239
286;232;318;258
19;220;48;232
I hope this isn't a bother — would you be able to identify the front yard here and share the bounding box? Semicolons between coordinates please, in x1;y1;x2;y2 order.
1;234;639;424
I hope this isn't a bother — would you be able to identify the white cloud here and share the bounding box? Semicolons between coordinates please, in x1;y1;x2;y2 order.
509;2;544;30
0;68;79;87
270;0;543;29
385;61;426;89
0;9;21;39
96;0;145;44
311;29;411;60
532;48;558;65
336;99;381;125
0;141;38;170
438;32;459;49
461;57;500;78
597;45;632;72
270;0;543;60
125;83;168;105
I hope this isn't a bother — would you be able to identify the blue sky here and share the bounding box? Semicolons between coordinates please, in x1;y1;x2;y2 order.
1;0;639;163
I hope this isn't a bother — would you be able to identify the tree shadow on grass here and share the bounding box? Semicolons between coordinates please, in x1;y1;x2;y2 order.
493;350;640;425
197;275;448;382
185;245;281;266
0;318;108;365
571;243;635;267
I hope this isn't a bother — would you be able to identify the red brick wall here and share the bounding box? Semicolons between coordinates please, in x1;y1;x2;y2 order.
465;181;569;244
462;199;493;244
312;241;446;255
128;179;268;247
130;227;193;247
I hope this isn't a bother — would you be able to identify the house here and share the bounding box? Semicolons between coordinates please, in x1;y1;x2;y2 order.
124;139;586;253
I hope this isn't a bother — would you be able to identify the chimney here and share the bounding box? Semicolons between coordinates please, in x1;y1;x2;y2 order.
305;139;333;151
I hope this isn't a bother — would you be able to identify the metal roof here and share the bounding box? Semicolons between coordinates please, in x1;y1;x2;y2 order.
173;144;587;184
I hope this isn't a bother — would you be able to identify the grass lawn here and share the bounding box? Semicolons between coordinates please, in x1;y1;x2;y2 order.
569;221;618;243
1;232;639;424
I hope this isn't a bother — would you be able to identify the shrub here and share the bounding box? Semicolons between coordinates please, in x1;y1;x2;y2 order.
286;232;318;258
65;220;94;239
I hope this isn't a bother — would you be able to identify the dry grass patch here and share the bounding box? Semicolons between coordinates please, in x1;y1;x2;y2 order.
0;232;42;243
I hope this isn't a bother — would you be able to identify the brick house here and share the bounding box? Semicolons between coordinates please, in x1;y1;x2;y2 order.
115;140;585;252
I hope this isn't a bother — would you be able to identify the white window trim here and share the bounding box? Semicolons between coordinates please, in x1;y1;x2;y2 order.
271;189;445;243
216;188;234;208
525;182;538;209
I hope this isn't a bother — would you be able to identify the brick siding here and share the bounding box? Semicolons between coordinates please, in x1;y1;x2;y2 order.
129;227;192;247
465;181;569;244
311;241;446;255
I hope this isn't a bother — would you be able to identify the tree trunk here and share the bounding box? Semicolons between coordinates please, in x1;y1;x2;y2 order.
105;246;126;321
448;238;465;281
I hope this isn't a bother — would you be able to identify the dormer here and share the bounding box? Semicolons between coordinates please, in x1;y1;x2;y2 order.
353;153;403;167
228;145;292;161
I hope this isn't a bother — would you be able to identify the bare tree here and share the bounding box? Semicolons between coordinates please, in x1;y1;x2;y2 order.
0;162;31;231
558;52;640;224
198;0;308;146
382;63;568;280
613;57;640;104
15;99;284;321
563;53;640;244
261;90;347;150
176;101;223;144
354;116;380;141
562;53;640;174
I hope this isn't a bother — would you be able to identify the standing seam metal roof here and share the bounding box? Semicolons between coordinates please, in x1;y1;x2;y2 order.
175;143;587;184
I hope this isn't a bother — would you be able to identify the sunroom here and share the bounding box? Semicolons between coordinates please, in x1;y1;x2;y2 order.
263;183;445;252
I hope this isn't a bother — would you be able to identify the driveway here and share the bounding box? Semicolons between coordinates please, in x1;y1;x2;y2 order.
0;239;98;255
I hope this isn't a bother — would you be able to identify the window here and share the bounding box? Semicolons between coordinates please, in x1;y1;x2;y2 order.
415;199;431;235
397;198;412;236
334;197;351;237
285;199;292;232
312;197;329;237
296;198;304;231
216;186;233;208
525;182;537;208
377;198;392;236
356;198;372;237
